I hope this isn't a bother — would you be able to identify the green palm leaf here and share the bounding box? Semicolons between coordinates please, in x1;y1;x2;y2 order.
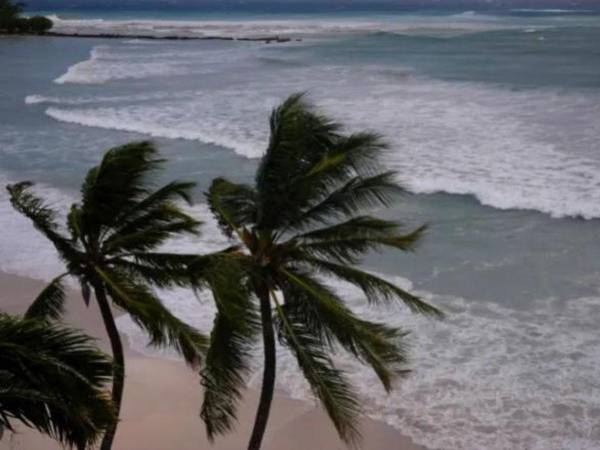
299;257;443;317
255;93;341;229
199;253;258;438
279;269;411;391
200;312;255;440
118;180;197;222
0;314;113;449
103;214;200;253
6;182;79;262
206;177;257;238
273;298;361;445
296;218;426;264
80;141;163;232
95;267;207;366
25;273;69;321
288;172;405;231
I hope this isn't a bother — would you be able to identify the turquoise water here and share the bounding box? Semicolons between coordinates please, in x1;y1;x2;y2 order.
2;8;600;449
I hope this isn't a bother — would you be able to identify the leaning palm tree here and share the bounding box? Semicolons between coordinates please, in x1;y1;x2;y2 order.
201;94;443;450
7;141;208;450
0;313;113;449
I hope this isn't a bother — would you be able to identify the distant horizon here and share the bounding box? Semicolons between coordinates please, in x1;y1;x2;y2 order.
23;0;600;13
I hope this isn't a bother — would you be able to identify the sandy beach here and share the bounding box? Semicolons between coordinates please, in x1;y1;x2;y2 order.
0;271;426;450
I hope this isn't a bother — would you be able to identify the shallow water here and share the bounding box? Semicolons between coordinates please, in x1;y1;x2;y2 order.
2;9;600;449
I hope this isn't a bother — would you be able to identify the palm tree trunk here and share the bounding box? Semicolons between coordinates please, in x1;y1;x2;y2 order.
93;283;125;450
247;285;276;450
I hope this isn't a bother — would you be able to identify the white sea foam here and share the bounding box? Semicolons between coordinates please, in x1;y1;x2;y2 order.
46;43;600;219
118;221;600;450
511;9;595;14
48;14;526;40
54;46;184;84
275;281;600;450
26;91;197;106
24;94;51;104
52;43;254;85
2;171;599;449
38;188;596;450
451;11;478;18
53;45;191;85
45;99;264;158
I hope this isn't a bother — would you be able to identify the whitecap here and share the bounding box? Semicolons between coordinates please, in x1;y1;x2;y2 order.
53;45;191;85
45;52;600;219
49;16;524;40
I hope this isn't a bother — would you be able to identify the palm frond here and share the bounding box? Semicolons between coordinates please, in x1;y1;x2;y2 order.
295;218;426;264
202;255;256;326
110;259;189;289
79;141;163;235
280;133;392;228
112;250;246;291
288;172;405;231
200;312;255;440
103;213;201;254
255;93;342;229
6;182;79;261
299;257;443;317
127;252;203;270
104;181;200;251
0;314;113;449
66;204;84;244
118;180;197;222
25;273;69;321
279;269;411;391
205;177;257;238
323;131;389;177
199;252;258;439
95;267;207;366
272;297;361;445
296;215;402;241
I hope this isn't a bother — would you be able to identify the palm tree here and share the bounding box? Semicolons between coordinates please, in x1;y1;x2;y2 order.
0;0;22;32
200;94;443;450
0;313;113;449
7;141;209;450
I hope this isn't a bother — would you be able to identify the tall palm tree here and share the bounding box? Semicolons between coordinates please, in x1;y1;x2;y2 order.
0;313;113;449
201;94;443;450
7;141;209;450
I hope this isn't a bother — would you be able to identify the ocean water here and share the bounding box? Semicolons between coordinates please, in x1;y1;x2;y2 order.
2;8;600;449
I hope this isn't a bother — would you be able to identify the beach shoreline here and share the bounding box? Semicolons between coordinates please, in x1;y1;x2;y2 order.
0;270;427;450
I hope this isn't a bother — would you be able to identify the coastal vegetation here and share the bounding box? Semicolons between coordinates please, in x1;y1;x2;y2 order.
200;94;442;449
0;313;113;449
3;95;441;449
7;142;209;450
0;0;52;33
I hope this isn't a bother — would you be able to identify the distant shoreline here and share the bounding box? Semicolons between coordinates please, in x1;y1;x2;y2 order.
41;31;299;43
